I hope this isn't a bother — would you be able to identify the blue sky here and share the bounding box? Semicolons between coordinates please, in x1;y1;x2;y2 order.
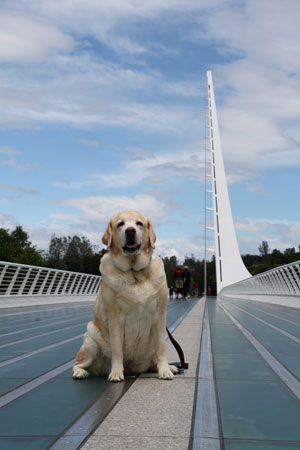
1;0;300;261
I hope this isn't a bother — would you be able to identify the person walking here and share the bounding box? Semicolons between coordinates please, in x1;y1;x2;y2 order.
193;281;199;298
173;266;184;298
183;266;191;299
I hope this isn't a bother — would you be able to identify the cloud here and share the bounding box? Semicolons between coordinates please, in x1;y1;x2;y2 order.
246;183;269;196
0;212;18;230
61;194;167;226
0;11;75;62
0;146;21;155
235;217;300;254
0;184;39;195
23;194;170;250
1;157;40;171
78;139;100;148
197;1;300;182
0;4;204;132
53;146;204;190
156;236;203;262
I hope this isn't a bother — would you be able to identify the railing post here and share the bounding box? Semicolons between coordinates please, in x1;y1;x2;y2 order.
283;267;299;295
290;266;300;292
69;274;79;294
46;271;59;295
75;274;84;294
28;269;42;295
6;266;21;295
0;261;101;298
54;272;66;295
18;267;32;295
84;276;95;295
61;273;72;295
0;264;8;285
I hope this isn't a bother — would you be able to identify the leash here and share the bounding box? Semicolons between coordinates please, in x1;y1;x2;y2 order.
166;326;189;374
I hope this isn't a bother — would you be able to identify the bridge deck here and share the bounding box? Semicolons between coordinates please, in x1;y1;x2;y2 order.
1;296;300;449
0;297;201;450
203;296;300;450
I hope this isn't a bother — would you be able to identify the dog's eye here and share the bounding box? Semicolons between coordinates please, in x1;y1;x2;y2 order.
136;221;143;227
117;221;124;228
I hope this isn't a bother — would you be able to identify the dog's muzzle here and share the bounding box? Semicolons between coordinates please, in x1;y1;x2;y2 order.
122;227;141;255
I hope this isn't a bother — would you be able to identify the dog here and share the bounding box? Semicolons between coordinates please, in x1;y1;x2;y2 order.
72;211;178;381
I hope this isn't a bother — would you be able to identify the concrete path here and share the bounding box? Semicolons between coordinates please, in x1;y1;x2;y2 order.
81;299;205;450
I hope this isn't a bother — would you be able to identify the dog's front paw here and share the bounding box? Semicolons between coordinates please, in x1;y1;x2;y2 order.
108;367;124;382
158;363;174;380
169;364;179;375
73;367;89;379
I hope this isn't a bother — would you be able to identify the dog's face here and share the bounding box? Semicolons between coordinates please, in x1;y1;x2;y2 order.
102;211;156;256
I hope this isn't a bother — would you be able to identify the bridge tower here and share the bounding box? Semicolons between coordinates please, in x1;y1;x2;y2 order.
205;70;251;294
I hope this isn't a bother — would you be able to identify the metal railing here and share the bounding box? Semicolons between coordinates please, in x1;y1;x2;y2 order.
0;261;101;297
220;260;300;297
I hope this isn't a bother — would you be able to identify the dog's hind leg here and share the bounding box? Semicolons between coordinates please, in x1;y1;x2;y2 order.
72;331;99;379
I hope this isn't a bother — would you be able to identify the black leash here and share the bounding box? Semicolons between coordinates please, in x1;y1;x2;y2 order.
166;326;189;374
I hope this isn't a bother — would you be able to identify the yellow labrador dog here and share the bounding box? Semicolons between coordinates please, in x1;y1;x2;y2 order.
72;211;178;381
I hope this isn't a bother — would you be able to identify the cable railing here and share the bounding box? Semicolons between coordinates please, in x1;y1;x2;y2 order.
0;261;101;297
220;260;300;297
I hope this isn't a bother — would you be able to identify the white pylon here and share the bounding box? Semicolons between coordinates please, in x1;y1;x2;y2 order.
206;70;251;293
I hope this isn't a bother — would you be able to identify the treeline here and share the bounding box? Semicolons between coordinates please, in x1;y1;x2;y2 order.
0;226;105;275
1;227;300;295
242;240;300;275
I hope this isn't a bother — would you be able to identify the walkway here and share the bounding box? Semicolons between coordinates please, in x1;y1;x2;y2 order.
204;296;300;449
0;296;202;450
1;295;300;449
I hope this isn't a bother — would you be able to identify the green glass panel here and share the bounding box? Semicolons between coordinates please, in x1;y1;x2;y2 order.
218;380;300;441
225;439;300;449
0;437;55;450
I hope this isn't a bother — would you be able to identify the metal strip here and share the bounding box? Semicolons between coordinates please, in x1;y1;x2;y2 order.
0;302;92;318
0;321;89;349
226;303;300;345
0;312;91;338
0;333;83;368
51;299;200;450
192;306;222;450
49;378;135;450
167;304;195;335
233;302;300;328
219;302;300;400
0;359;75;408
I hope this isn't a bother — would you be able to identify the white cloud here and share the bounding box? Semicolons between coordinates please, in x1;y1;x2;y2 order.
0;146;21;155
246;183;269;196
0;11;74;62
193;1;300;182
236;217;300;254
78;139;100;148
156;236;203;262
1;157;40;171
0;184;39;195
61;194;167;226
0;212;18;230
54;146;204;190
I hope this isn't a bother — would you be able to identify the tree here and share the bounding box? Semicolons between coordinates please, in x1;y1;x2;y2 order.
47;235;68;270
0;226;45;265
258;240;270;257
64;235;94;273
162;255;178;286
46;234;105;274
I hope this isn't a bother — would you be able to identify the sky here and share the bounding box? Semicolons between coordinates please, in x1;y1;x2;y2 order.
0;0;300;262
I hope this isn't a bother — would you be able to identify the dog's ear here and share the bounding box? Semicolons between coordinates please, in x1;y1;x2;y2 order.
147;219;156;249
102;220;113;248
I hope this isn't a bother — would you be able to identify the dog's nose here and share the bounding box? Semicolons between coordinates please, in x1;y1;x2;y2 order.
125;227;136;234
